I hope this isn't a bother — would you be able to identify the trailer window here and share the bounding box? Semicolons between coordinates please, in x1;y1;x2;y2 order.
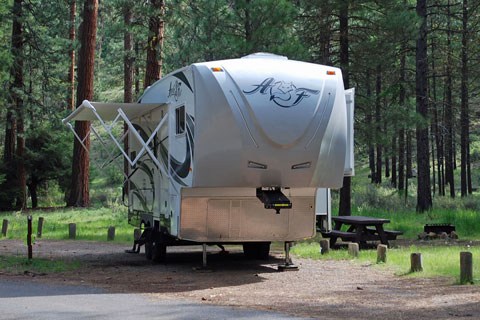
175;106;185;135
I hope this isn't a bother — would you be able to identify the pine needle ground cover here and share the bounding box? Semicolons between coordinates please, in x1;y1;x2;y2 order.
0;207;133;243
291;243;480;284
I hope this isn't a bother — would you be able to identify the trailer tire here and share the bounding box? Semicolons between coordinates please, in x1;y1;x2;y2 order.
145;241;153;260
243;242;271;260
151;241;167;263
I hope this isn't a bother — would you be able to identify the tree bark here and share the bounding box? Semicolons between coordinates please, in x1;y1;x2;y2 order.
398;46;406;191
338;0;350;216
460;0;469;197
415;0;432;212
375;65;382;184
67;0;98;207
431;35;443;196
392;135;397;187
9;0;26;209
445;0;455;198
123;1;134;197
144;0;165;88
68;0;76;111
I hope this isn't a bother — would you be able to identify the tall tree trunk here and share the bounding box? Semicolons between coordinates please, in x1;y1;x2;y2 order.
415;0;432;212
366;72;375;183
375;65;382;184
144;0;165;88
398;46;406;191
392;135;397;187
460;0;469;197
67;0;98;207
135;40;140;95
384;121;389;178
244;0;252;53
123;1;134;197
68;0;76;111
9;0;26;209
445;0;455;198
338;0;350;216
431;35;443;196
406;131;412;178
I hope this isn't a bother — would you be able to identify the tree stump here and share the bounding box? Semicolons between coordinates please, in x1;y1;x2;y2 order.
410;252;423;272
69;223;76;239
134;228;141;241
348;243;359;258
377;244;387;263
37;217;44;238
1;219;8;237
320;239;329;255
460;252;473;284
107;226;115;241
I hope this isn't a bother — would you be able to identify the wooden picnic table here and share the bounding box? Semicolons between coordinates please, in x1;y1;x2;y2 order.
321;216;403;248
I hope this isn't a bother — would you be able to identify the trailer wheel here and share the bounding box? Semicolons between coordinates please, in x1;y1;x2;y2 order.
145;241;153;260
151;241;167;263
243;242;271;260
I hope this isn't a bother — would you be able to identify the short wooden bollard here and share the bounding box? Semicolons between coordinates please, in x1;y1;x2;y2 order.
460;252;473;284
348;243;359;258
377;244;387;263
320;239;330;255
410;252;423;272
27;216;32;259
133;228;141;241
1;219;8;237
69;223;76;239
37;217;44;238
107;226;115;241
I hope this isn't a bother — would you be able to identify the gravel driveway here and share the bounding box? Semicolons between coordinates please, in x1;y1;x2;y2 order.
0;239;479;319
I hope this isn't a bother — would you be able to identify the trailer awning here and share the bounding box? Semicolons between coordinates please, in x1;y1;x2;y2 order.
62;100;165;124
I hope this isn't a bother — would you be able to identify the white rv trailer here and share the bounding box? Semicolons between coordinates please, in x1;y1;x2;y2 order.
63;52;354;263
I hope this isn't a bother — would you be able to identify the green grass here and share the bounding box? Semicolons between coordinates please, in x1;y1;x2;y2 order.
291;242;480;284
0;255;80;273
0;207;134;243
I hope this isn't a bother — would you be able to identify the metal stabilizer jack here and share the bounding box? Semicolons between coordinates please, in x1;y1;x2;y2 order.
193;243;213;272
125;229;146;254
278;241;298;271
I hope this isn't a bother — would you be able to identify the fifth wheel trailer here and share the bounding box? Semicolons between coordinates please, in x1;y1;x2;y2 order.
63;52;355;263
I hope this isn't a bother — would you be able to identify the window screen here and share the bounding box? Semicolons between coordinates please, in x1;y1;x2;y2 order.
175;106;185;135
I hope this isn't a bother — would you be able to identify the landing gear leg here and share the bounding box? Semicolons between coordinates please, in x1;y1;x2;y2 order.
278;241;298;271
193;243;212;272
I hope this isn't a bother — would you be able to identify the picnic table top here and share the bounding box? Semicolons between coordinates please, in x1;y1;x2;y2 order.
332;216;391;225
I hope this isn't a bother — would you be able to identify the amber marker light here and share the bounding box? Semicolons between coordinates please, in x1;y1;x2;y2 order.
211;67;223;72
327;70;336;75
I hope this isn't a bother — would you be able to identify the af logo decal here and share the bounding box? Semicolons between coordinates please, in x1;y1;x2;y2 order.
243;77;320;108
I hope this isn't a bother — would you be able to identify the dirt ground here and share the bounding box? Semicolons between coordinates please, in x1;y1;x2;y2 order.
0;239;479;320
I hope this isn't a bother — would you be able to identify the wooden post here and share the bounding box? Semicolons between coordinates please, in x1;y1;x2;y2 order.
410;252;423;272
377;244;387;263
37;217;44;238
27;216;32;259
134;228;141;241
69;223;76;239
107;226;115;241
348;243;359;258
1;219;8;237
460;252;473;284
320;239;330;255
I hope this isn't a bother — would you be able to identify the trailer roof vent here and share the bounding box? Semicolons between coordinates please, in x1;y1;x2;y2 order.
241;52;288;60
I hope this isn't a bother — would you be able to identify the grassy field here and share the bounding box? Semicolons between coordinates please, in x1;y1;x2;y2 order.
0;207;134;243
0;255;80;273
291;242;479;284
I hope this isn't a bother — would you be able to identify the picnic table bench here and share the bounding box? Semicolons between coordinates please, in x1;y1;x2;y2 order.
321;216;403;248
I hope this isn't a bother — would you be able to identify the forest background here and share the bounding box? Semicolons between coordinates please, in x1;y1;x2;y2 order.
0;0;479;218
